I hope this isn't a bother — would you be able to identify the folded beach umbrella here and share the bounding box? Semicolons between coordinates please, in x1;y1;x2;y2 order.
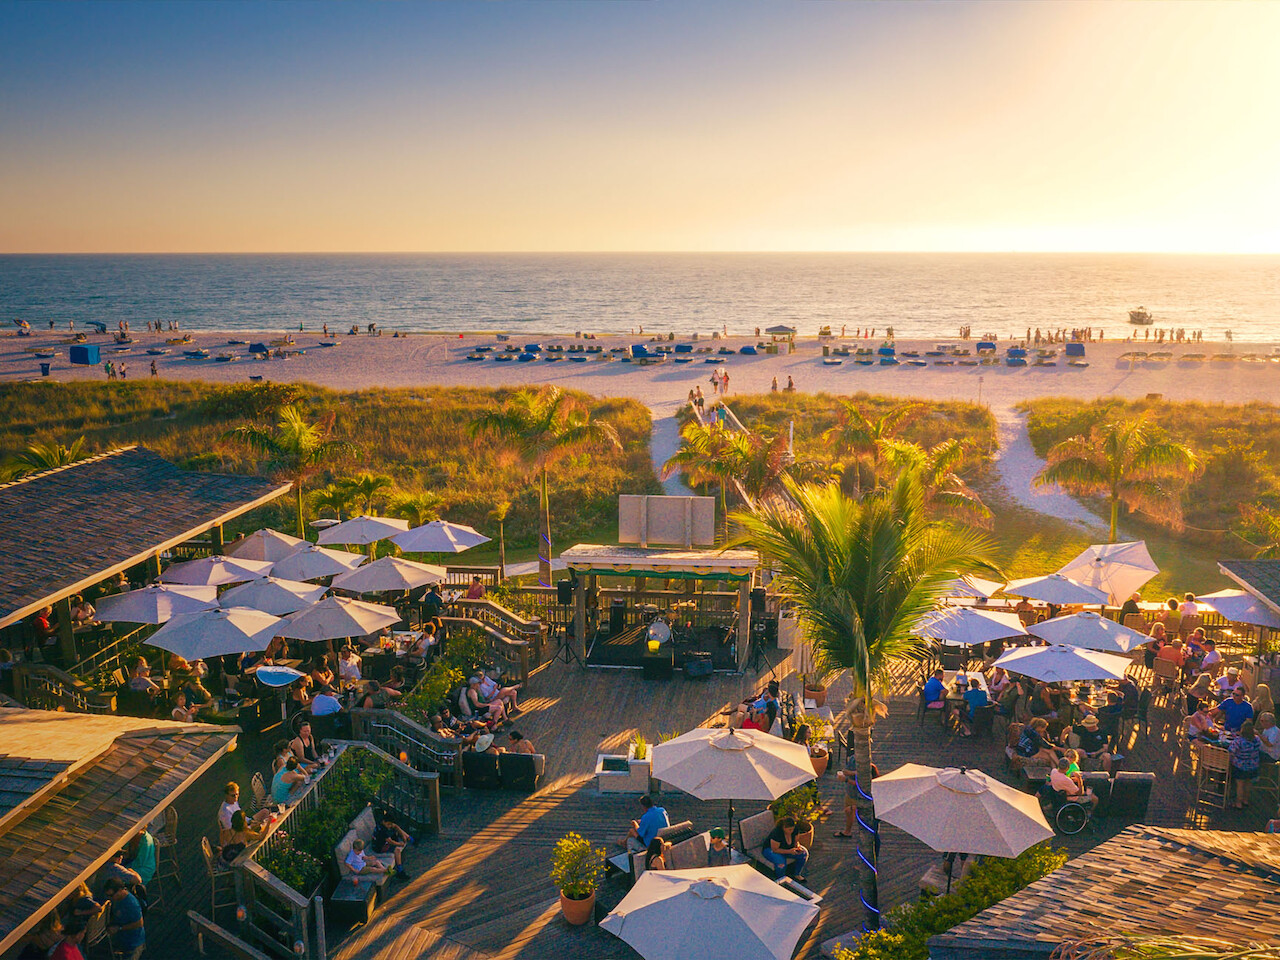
277;595;401;642
219;576;327;616
226;528;307;563
1003;573;1109;606
1056;541;1159;605
1196;589;1280;629
390;520;491;554
916;607;1027;647
600;866;818;960
160;554;275;586
331;555;447;593
1028;610;1148;654
145;606;282;660
941;575;1006;600
269;543;366;581
871;763;1052;859
93;583;219;624
316;515;411;547
994;643;1131;683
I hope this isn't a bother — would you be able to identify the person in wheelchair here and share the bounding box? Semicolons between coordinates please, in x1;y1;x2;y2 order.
1048;757;1097;812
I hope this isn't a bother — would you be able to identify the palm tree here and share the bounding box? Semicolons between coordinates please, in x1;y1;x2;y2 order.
310;482;358;521
490;500;512;580
822;401;920;495
734;473;996;932
470;387;620;586
877;438;992;527
662;421;743;538
342;471;395;515
390;491;445;528
5;436;89;478
223;406;358;538
1033;417;1199;542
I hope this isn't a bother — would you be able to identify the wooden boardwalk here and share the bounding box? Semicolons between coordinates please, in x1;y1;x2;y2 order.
147;651;1275;960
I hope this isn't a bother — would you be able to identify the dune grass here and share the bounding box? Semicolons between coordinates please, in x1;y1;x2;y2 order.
0;380;660;551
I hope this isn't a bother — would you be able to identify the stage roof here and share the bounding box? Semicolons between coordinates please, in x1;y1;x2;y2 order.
561;543;758;580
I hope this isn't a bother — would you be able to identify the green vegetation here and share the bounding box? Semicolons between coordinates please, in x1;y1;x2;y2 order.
0;381;659;551
549;832;607;900
1053;936;1280;960
397;631;490;726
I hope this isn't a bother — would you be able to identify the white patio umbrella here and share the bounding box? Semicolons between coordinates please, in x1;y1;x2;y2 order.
1028;610;1148;654
219;576;327;616
226;528;307;563
390;520;491;554
600;866;819;960
269;543;366;581
316;515;410;547
277;595;401;642
93;584;218;624
941;575;1006;600
1003;573;1110;606
870;763;1052;859
145;607;282;660
255;665;305;687
331;556;447;593
994;643;1132;683
1196;589;1280;629
160;554;275;586
1057;541;1159;605
916;608;1027;647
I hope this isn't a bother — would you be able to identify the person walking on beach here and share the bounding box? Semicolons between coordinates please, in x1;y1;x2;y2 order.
118;362;127;380
709;372;719;396
103;361;111;380
721;370;730;395
150;360;157;378
771;376;778;392
694;386;704;413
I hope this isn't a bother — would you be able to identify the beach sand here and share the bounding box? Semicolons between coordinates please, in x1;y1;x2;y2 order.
6;328;1280;411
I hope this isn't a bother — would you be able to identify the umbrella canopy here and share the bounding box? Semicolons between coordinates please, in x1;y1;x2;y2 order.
93;584;218;624
1003;573;1110;606
1028;610;1149;654
160;554;275;586
219;576;327;616
277;595;401;642
1057;541;1159;605
255;665;306;688
269;543;366;581
331;555;447;593
1196;589;1280;629
316;515;411;547
600;865;818;960
145;607;282;660
764;325;798;336
226;528;307;563
994;643;1132;683
916;608;1027;647
870;763;1053;859
941;575;1006;600
650;727;814;802
390;520;491;554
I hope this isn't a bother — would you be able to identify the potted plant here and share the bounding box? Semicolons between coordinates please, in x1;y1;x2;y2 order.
797;720;830;778
550;832;606;926
802;670;828;709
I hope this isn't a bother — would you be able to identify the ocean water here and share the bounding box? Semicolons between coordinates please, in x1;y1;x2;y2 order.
1;253;1278;341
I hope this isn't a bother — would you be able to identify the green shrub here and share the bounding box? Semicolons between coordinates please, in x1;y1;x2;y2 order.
397;628;492;726
549;832;606;900
769;783;823;823
201;382;302;419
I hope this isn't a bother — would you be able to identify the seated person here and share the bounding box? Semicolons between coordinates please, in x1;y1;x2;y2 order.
624;795;668;854
337;646;362;686
218;782;271;844
271;757;309;805
179;660;212;704
289;676;314;712
1095;690;1124;745
262;635;290;665
69;595;97;625
1156;639;1185;668
1048;757;1097;810
219;810;266;864
1186;703;1220;741
466;676;506;724
1117;676;1140;711
127;658;161;697
310;682;342;716
310;655;335;690
382;666;407;696
1215;687;1255;733
1198;639;1223;677
507;730;536;754
762;816;808;882
407;626;435;663
170;691;198;723
987;667;1011;699
354;680;390;710
430;714;479;747
960;678;988;736
476;672;520;714
440;706;488;736
289;721;323;768
343;838;391;881
1060;714;1113;773
372;809;412;878
464;575;486;600
707;826;732;866
1185;673;1215;716
1215;666;1246;697
644;837;670;872
1015;717;1061;765
1029;681;1060;719
124;829;157;889
469;733;502;756
741;700;779;734
1258;712;1280;763
922;669;946;708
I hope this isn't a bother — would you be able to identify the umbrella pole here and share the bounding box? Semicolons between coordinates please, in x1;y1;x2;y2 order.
727;799;735;847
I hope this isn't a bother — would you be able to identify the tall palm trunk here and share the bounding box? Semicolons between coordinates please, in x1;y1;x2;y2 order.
849;713;880;932
498;519;507;581
1109;496;1119;543
539;465;552;587
294;483;306;539
720;483;728;543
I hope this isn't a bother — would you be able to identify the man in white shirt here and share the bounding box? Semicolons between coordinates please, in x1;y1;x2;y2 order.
1199;640;1223;677
1214;666;1246;696
337;647;362;685
1178;593;1199;619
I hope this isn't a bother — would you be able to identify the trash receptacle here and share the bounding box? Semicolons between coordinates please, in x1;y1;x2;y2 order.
40;363;51;376
822;345;830;357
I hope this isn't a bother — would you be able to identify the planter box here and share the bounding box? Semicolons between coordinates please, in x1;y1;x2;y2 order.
595;746;652;795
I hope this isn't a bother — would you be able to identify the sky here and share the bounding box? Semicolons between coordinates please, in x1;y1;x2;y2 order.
2;1;1279;254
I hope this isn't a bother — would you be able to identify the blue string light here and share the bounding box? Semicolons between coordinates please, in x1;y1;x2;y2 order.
854;769;881;930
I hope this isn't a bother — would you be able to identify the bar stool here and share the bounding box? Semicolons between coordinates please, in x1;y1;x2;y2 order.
151;807;181;901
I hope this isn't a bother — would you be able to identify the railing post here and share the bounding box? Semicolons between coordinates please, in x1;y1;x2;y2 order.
312;895;326;960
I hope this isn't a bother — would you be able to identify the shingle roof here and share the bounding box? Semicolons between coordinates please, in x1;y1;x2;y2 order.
928;826;1280;960
0;756;72;819
1219;559;1280;615
0;446;288;627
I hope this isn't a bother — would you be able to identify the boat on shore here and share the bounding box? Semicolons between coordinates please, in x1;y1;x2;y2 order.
1129;307;1153;325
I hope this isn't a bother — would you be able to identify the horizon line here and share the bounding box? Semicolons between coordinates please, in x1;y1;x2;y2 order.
4;249;1280;257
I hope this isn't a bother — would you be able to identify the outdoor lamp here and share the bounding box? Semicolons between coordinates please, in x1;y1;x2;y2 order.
293;940;305;955
235;904;247;922
647;639;660;654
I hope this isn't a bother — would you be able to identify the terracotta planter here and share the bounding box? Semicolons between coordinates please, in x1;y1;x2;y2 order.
559;890;595;926
810;751;829;778
803;685;827;708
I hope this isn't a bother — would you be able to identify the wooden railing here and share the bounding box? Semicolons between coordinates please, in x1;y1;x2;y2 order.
349;709;464;792
68;623;149;678
441;564;502;587
11;662;116;714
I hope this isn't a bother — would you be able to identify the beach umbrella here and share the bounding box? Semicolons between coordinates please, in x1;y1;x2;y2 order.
916;608;1027;647
600;865;819;960
269;543;366;581
226;528;307;563
254;665;306;687
331;555;447;593
1003;573;1109;606
160;554;275;586
219;576;327;616
1057;541;1159;605
390;520;491;554
93;584;219;624
144;606;282;660
764;325;798;336
1028;610;1148;654
1196;589;1280;629
870;763;1052;859
941;575;1006;600
316;515;411;547
994;643;1131;683
277;595;401;642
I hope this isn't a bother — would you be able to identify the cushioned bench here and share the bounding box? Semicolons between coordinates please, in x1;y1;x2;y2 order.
627;820;699;883
334;806;396;892
734;810;778;870
462;751;546;789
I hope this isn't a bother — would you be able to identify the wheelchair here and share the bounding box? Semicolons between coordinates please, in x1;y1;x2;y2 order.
1036;781;1093;835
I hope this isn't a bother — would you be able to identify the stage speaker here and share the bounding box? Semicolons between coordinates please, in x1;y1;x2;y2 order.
609;598;627;636
1108;771;1155;822
556;579;574;605
751;587;766;614
684;654;714;680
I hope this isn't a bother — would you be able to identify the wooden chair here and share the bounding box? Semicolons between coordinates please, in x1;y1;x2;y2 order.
201;836;238;917
151;807;181;896
1179;615;1202;641
83;904;110;958
1195;742;1232;809
917;689;946;730
1123;613;1148;633
1253;759;1280;808
1152;659;1182;704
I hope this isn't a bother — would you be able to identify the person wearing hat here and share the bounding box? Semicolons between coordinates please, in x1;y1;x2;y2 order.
707;827;731;866
470;733;501;756
1214;666;1246;698
1060;713;1114;773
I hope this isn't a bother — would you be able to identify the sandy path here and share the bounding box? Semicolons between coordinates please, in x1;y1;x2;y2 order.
989;403;1105;532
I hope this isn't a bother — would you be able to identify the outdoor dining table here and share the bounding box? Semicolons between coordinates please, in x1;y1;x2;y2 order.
244;658;302;675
